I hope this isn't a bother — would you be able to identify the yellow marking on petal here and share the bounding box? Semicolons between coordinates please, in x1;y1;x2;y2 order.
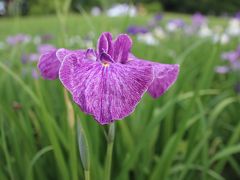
102;62;110;67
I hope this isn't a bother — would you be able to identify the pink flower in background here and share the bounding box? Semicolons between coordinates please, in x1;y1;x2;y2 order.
126;25;149;35
216;45;240;74
192;12;205;27
6;34;31;46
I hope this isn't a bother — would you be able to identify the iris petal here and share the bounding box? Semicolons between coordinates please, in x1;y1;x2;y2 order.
59;54;153;124
97;33;109;54
85;49;97;61
104;32;114;56
148;62;179;98
100;52;114;63
38;50;60;80
56;48;84;62
113;34;132;63
97;32;113;56
128;58;179;98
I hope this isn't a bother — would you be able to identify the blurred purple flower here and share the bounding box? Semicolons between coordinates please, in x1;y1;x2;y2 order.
38;44;56;54
221;51;239;62
126;25;149;35
57;32;179;124
6;34;31;46
154;13;163;21
221;45;240;63
166;19;185;32
218;45;240;74
29;53;40;62
21;54;29;64
215;66;230;74
41;34;53;42
231;61;240;71
32;68;40;79
169;19;185;27
21;53;39;63
235;12;240;20
148;13;163;28
21;44;56;64
192;12;205;27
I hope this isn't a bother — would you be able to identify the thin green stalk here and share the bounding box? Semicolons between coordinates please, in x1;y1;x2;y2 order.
77;120;90;180
64;88;78;180
104;123;115;180
104;142;114;180
197;98;209;180
1;119;14;180
84;170;90;180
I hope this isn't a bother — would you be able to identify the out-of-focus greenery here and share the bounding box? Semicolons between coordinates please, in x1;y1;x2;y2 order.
5;0;240;16
160;0;240;15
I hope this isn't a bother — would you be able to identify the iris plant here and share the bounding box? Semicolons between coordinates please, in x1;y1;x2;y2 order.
216;45;240;74
38;32;179;125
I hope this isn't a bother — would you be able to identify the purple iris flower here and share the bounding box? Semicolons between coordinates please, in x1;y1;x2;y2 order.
217;45;240;74
154;13;163;21
192;12;205;27
231;61;240;71
148;13;163;28
21;54;29;64
38;32;179;124
221;46;240;63
235;12;240;20
6;34;31;46
166;19;185;32
221;51;239;62
22;44;56;64
32;68;40;79
168;19;185;28
126;25;149;35
215;66;230;74
41;34;53;42
38;44;56;54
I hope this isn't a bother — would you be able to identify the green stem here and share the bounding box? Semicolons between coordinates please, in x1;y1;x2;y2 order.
84;170;90;180
77;120;90;180
104;124;115;180
105;142;114;180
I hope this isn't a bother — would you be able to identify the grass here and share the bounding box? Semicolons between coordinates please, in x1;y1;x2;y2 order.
0;12;240;180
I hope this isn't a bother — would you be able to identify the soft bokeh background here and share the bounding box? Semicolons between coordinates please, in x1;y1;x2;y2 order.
0;0;240;180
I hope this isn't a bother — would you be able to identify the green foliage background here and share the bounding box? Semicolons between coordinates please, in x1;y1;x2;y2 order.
8;0;240;15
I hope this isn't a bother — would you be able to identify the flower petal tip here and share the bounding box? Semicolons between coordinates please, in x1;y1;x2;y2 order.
38;50;60;80
148;63;180;99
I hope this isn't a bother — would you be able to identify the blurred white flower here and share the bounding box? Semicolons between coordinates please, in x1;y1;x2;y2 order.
33;36;41;45
166;19;185;32
213;25;224;34
67;35;82;47
198;24;212;37
212;33;230;45
91;6;101;16
106;4;137;17
137;33;159;46
153;27;166;39
226;18;240;36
